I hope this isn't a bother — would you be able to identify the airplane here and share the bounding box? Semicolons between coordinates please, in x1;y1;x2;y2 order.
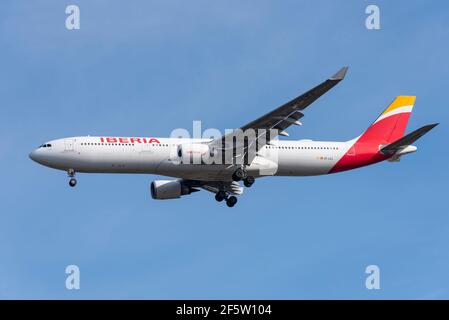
29;67;438;207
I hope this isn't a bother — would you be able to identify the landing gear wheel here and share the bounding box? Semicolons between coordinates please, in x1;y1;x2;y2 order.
243;176;255;188
215;191;226;202
232;168;247;181
69;178;77;187
226;196;238;207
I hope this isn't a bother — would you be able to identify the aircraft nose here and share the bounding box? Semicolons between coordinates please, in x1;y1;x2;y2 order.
29;149;40;163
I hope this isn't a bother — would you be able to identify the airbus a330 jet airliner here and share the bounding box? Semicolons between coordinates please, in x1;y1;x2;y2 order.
29;67;437;207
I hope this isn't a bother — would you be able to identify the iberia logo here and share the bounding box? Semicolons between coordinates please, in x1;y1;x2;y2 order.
100;137;161;144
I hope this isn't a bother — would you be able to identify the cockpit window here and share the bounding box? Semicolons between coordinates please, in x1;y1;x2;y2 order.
39;144;52;148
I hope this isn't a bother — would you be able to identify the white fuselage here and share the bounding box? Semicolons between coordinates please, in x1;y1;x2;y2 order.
29;136;352;181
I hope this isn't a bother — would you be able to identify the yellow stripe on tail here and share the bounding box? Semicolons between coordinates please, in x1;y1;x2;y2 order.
381;96;416;116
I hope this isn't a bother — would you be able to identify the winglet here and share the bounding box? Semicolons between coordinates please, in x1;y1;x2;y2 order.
330;66;349;81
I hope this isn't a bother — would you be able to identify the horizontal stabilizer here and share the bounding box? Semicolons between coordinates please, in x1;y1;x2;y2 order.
381;123;438;155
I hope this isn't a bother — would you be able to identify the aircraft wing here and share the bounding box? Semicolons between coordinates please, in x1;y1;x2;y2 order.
208;66;348;165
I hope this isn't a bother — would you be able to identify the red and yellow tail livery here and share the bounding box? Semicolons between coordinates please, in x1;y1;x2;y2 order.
366;95;416;144
330;96;419;173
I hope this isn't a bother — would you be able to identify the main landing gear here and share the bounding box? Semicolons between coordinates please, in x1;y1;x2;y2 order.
226;196;238;207
68;168;77;187
215;191;238;208
215;167;255;207
232;167;255;188
215;191;226;202
243;175;255;188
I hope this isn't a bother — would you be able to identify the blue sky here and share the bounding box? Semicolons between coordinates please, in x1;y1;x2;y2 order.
0;0;448;299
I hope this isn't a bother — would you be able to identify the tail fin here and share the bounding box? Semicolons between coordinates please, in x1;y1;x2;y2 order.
361;96;416;144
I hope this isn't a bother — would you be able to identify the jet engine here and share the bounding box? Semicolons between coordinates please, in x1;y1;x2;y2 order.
150;180;197;200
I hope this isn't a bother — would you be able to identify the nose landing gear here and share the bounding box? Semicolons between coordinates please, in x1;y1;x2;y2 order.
69;178;77;187
67;169;77;187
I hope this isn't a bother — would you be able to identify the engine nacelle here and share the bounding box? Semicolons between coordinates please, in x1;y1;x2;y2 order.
177;143;213;164
150;180;193;200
